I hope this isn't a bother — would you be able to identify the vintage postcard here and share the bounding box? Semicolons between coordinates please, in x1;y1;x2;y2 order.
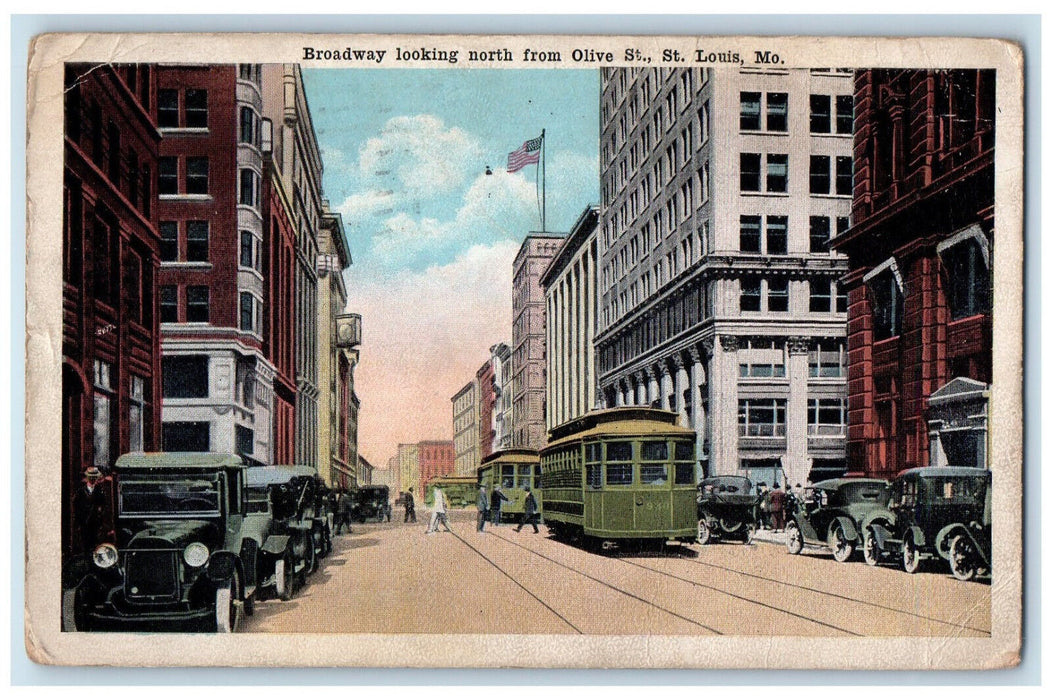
24;33;1023;669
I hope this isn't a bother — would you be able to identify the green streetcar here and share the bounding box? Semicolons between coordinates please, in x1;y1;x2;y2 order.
424;475;478;509
540;408;698;549
477;449;542;522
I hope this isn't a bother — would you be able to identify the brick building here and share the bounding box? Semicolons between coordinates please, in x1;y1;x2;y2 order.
831;69;994;478
452;378;480;476
63;63;162;554
510;234;565;449
476;357;497;461
416;440;455;498
155;64;277;463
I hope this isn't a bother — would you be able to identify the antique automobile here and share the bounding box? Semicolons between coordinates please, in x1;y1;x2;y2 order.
861;466;991;574
695;475;760;545
248;465;332;577
785;478;891;562
352;485;392;522
935;470;992;581
61;452;300;633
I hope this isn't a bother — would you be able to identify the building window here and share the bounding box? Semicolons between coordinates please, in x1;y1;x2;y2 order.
740;153;761;192
766;216;788;254
93;359;114;467
162;421;210;452
129;375;145;453
158;89;178;128
810;341;846;378
158;157;178;195
836;216;850;235
740;92;761;131
738;399;787;437
739;339;786;378
767;154;788;193
767;93;788;132
740;215;761;253
239;106;256;145
808;398;847;435
836;283;847;313
185;89;208;128
810;155;831;194
186;220;209;262
160;285;177;323
810;216;830;252
836;95;854;134
741;277;761;312
236;425;254;458
810;94;831;133
122;249;143;324
240;231;254;268
162;355;209;398
939;233;991;319
810;278;834;312
866;261;904;340
836;156;853;195
186;157;209;194
186;285;210;323
768;278;789;312
239;168;258;207
240;292;254;332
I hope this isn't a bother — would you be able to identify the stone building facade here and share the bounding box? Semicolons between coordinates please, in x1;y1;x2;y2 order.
542;206;600;433
452;378;480;476
831;69;994;478
596;67;853;488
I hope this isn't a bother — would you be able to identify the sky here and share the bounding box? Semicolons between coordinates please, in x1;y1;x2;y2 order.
302;68;600;471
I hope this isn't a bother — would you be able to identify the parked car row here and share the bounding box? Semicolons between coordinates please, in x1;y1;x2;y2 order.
62;453;336;633
693;466;992;582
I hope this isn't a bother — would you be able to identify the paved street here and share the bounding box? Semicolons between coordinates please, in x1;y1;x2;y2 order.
243;509;991;637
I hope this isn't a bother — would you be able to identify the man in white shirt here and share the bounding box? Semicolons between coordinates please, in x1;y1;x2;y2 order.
425;487;453;534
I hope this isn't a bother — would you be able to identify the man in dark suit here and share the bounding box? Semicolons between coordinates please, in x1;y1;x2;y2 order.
476;485;489;532
515;486;540;534
72;467;113;554
490;486;510;526
403;488;416;523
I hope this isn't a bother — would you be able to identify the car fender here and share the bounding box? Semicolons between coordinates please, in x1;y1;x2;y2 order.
867;522;894;549
832;515;860;542
261;534;291;555
905;525;926;548
935;523;970;560
207;550;239;584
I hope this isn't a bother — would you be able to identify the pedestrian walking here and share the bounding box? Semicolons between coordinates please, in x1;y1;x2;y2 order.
334;490;354;535
476;484;489;532
514;486;540;534
490;485;510;525
403;488;416;523
757;483;771;530
426;487;452;534
769;483;787;532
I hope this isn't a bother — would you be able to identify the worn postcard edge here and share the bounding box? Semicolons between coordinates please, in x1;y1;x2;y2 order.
23;32;1025;670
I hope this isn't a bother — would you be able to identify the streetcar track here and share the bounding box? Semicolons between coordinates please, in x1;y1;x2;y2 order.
490;532;862;637
620;546;992;635
446;530;583;634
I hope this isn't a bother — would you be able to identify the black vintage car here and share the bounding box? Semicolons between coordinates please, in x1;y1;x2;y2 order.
249;465;333;577
62;453;299;633
353;485;392;522
785;479;890;562
861;466;991;574
936;471;992;581
695;475;760;544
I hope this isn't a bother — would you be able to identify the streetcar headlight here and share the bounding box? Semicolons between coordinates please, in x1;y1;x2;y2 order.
92;543;119;569
183;542;210;568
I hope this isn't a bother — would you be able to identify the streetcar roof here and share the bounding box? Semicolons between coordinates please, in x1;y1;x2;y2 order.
546;407;686;444
809;478;890;491
543;418;694;451
479;449;540;467
114;452;247;470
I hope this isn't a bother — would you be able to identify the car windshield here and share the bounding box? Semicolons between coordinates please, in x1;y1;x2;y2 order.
839;482;889;504
119;477;222;516
926;476;986;504
701;477;754;495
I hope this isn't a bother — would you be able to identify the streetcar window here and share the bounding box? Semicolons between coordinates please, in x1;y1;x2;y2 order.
640;465;668;484
585;443;602;463
586;465;601;489
606;441;632;462
674;464;695;485
641;441;669;461
501;465;514;489
674;441;694;461
606;464;632;485
517;465;532;487
605;441;633;485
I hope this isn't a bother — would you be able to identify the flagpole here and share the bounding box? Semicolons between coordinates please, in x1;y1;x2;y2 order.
541;129;547;232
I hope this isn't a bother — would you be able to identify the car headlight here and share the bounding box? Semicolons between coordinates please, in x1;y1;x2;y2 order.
92;543;119;569
183;542;210;568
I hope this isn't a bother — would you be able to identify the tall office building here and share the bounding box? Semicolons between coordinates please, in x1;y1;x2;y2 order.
595;67;853;488
451;377;480;475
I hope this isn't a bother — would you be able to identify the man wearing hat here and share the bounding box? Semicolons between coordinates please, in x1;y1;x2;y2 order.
403;487;416;523
72;467;113;553
514;486;540;534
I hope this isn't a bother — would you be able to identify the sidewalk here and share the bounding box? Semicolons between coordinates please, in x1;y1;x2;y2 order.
750;527;786;547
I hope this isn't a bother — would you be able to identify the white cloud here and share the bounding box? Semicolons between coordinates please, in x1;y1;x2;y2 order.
345;242;519;465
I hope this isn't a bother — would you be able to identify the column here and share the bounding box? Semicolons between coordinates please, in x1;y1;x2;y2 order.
659;363;672;411
786;336;810;489
635;371;647;405
646;368;659;407
689;346;707;477
709;335;740;476
673;355;689;427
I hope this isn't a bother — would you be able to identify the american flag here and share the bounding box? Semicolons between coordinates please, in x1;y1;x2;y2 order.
507;135;543;173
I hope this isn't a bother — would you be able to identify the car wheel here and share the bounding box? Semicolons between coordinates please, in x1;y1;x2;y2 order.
949;535;978;582
215;570;241;633
785;521;804;555
300;534;316;583
696;519;712;545
863;528;883;566
276;556;296;601
828;522;855;563
743;523;756;545
61;587;84;632
902;534;922;574
310;528;324;571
